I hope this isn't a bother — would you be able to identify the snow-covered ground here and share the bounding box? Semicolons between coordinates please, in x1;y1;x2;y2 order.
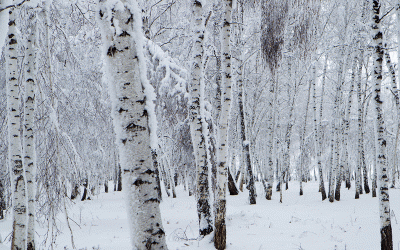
1;181;399;249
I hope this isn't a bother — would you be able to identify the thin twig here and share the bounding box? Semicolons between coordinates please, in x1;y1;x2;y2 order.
0;0;28;12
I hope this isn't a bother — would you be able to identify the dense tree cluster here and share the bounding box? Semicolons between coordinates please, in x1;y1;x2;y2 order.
0;0;398;249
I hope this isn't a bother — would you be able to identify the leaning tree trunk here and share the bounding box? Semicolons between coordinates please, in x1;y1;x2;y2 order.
188;0;213;237
215;0;233;249
7;3;27;250
97;1;168;249
372;1;393;249
24;9;37;250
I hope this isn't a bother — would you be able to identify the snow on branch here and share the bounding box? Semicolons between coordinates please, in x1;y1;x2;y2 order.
146;38;188;97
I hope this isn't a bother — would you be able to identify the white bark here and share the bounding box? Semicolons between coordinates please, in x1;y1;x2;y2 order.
384;51;399;188
215;0;233;249
356;52;363;199
7;3;27;250
24;10;37;250
315;56;327;200
372;1;393;249
189;0;213;236
97;1;167;249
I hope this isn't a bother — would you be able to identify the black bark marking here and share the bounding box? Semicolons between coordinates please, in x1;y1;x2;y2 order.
107;46;118;57
133;178;145;186
121;139;127;144
144;169;154;175
144;198;159;203
119;31;130;37
126;123;146;132
194;0;202;8
118;108;127;113
152;228;165;236
9;39;17;45
136;99;145;105
99;10;104;18
126;14;134;24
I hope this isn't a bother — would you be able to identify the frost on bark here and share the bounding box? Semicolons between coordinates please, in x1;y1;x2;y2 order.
299;65;313;196
234;0;255;204
215;0;233;249
384;50;399;188
97;1;167;249
315;57;327;200
24;9;37;250
188;0;213;237
372;1;392;249
7;3;27;250
356;51;364;199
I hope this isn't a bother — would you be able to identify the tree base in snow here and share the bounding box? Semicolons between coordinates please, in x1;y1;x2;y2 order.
381;225;393;250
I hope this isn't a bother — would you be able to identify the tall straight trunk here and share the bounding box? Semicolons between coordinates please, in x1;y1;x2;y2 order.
215;1;233;249
24;10;37;250
97;1;168;249
187;0;213;236
314;58;326;200
329;51;345;203
384;51;399;188
299;65;313;196
356;53;364;199
335;58;356;201
282;59;296;199
234;0;255;204
7;3;27;250
372;1;393;249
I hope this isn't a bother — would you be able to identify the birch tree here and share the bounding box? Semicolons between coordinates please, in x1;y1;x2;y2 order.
24;9;37;250
371;0;393;248
189;0;213;237
97;1;168;249
215;0;233;248
6;2;28;249
315;57;327;201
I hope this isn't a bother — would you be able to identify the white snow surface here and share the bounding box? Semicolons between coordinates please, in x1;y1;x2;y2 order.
0;181;398;249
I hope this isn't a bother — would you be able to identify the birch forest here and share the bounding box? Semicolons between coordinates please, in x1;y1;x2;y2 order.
0;0;399;249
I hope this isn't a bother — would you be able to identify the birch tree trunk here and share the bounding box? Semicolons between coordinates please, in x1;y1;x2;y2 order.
189;0;213;237
356;52;364;199
299;64;313;196
215;0;233;248
7;3;27;249
97;1;168;249
384;51;399;188
24;10;37;250
315;56;327;200
372;1;393;248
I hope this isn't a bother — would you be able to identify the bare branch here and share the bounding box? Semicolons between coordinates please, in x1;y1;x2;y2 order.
0;0;28;12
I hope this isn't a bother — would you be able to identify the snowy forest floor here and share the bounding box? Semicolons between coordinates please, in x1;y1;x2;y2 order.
1;181;400;250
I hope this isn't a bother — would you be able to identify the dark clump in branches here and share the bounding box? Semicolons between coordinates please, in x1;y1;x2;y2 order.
261;0;289;72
